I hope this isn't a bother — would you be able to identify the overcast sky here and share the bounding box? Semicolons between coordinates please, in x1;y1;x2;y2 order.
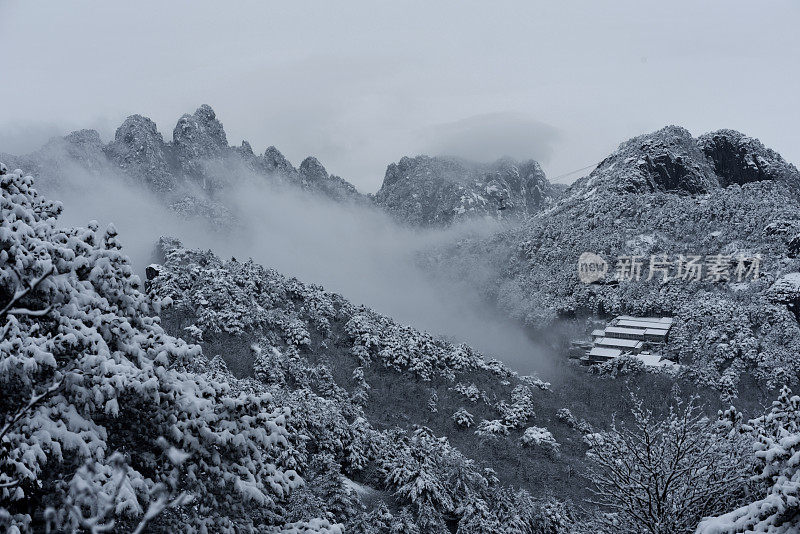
1;1;798;191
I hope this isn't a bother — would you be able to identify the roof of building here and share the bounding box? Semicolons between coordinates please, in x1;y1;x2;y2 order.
634;353;678;368
588;347;623;358
617;319;674;330
595;337;643;349
644;328;669;337
591;329;606;337
605;326;647;336
617;315;674;324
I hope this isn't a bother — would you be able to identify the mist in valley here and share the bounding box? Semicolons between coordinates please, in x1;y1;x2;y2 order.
37;159;555;378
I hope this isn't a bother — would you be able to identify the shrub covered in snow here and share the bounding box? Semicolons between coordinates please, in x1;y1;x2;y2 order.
499;385;536;429
475;419;511;439
452;408;475;428
454;382;482;403
521;427;560;453
585;396;751;534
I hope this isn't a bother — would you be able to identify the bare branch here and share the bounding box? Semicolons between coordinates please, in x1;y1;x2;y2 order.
586;396;750;533
0;378;64;443
131;492;191;534
0;264;55;318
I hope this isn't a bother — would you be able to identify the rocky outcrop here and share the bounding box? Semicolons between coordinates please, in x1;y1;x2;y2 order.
262;145;297;177
375;155;557;227
172;104;230;183
699;129;800;188
574;126;719;198
38;129;110;174
570;126;800;201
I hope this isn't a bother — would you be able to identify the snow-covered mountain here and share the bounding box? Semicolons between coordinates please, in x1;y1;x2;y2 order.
0;164;591;532
0;105;367;227
3;107;562;230
4;121;800;532
375;155;558;227
568;125;799;198
426;126;800;395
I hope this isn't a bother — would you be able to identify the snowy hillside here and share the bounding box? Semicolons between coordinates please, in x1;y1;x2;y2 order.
0;164;583;532
4;142;800;532
425;127;800;396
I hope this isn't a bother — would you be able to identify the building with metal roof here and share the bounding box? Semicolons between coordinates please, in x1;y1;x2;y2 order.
586;346;623;362
617;319;673;330
582;315;674;365
617;315;673;325
595;337;644;352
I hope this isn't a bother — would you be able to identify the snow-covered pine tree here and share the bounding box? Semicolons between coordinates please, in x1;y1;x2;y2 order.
0;168;305;532
697;386;800;533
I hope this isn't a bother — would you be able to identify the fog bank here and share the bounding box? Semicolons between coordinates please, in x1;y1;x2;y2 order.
40;162;553;377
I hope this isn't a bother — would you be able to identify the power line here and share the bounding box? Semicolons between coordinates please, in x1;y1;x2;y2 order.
549;163;598;182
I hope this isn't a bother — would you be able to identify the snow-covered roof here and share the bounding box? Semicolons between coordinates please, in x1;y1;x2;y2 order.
588;347;623;358
617;319;673;330
617;315;673;324
595;337;643;349
634;353;679;368
605;326;647;336
644;328;669;337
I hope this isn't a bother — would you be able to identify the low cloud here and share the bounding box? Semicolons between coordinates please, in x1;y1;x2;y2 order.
32;160;554;377
419;112;562;164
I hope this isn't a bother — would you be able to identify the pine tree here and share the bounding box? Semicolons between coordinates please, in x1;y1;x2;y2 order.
697;386;800;533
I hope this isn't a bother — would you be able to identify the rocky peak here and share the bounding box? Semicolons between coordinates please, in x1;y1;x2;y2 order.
262;146;297;176
299;156;328;182
233;140;258;167
698;129;800;188
376;155;556;227
64;128;103;147
176;104;227;148
105;114;174;191
297;156;363;202
237;140;254;157
571;126;800;201
575;126;719;197
518;159;554;211
113;114;162;146
172;105;230;179
38;129;108;172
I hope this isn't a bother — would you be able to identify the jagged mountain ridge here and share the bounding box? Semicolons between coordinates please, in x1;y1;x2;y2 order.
0;105;367;216
1;106;562;229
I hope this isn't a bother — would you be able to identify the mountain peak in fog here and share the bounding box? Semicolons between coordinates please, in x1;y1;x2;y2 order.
375;154;558;227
